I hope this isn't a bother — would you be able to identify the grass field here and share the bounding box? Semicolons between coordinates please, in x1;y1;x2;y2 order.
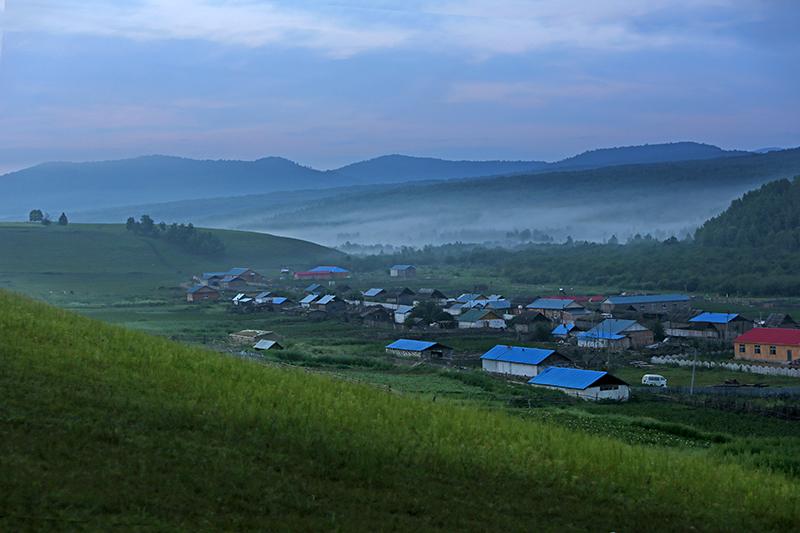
0;222;341;302
3;291;800;530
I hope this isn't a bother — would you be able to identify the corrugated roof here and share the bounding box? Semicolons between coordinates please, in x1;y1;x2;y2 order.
735;328;800;346
481;345;555;365
299;294;318;304
253;339;281;350
528;367;609;390
316;294;336;305
255;291;272;299
395;305;414;314
576;331;625;341
187;284;215;294
386;339;450;352
309;266;349;273
592;319;637;335
228;267;249;276
271;297;288;304
456;293;484;303
363;288;385;297
552;323;575;335
604;294;689;305
390;264;415;270
690;312;740;324
201;271;227;279
526;298;576;310
459;309;501;322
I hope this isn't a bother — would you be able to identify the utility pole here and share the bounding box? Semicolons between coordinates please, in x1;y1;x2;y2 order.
689;347;698;395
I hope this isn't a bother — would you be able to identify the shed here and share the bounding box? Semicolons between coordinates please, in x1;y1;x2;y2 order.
481;345;572;378
528;367;630;401
253;339;284;351
385;339;453;358
394;305;415;325
389;264;417;278
299;294;319;308
363;288;386;299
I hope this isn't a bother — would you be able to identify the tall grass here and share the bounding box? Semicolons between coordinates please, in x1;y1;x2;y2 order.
2;291;800;530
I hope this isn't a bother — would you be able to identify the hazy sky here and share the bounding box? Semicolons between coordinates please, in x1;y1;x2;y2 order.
1;0;798;172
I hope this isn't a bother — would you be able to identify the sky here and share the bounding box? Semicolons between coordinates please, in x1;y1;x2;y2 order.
1;0;799;172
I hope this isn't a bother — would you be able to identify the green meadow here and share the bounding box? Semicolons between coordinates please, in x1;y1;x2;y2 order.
3;291;800;530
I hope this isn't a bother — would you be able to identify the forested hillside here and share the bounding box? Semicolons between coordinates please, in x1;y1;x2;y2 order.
695;177;800;250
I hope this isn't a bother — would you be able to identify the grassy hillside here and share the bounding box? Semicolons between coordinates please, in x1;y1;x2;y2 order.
0;223;341;301
2;291;800;530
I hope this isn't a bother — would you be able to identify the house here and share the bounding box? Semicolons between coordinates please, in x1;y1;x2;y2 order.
667;312;753;341
294;266;350;280
384;287;416;306
385;339;453;358
764;313;798;329
577;319;653;349
480;345;572;378
509;312;551;334
457;309;506;329
528;367;630;401
268;297;292;310
456;293;487;303
551;322;576;339
362;288;386;300
229;330;277;344
186;285;220;303
254;291;272;304
226;267;265;285
417;288;449;304
600;294;690;315
360;306;394;326
394;305;414;325
734;328;800;363
299;294;319;308
202;267;264;287
313;294;346;313
526;298;589;322
444;303;464;316
253;339;283;351
389;264;417;278
304;283;323;294
220;275;250;292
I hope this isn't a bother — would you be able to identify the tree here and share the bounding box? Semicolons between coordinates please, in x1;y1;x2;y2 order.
652;321;666;342
58;212;68;226
608;234;619;245
29;209;44;222
41;215;52;226
126;217;136;231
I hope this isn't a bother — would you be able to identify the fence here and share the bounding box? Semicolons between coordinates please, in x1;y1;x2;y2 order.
633;385;800;398
651;355;800;378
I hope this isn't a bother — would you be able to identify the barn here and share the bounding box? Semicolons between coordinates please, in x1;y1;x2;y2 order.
480;345;572;378
528;367;630;401
389;264;417;278
186;285;220;303
385;339;453;358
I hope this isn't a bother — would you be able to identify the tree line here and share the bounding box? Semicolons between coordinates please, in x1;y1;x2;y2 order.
125;215;225;256
29;209;68;226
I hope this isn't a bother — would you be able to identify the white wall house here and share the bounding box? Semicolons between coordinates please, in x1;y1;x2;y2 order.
528;367;630;401
480;345;572;378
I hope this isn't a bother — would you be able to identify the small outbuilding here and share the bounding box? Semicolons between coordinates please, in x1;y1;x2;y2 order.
481;345;572;378
385;339;453;358
528;367;630;401
253;339;284;351
389;264;417;278
229;330;277;344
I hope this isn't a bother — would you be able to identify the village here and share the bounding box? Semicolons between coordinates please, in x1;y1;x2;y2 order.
184;263;800;402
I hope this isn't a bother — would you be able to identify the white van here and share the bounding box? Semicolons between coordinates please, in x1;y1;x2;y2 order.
641;374;667;387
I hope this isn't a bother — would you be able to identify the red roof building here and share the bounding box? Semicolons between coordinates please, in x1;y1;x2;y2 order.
734;328;800;363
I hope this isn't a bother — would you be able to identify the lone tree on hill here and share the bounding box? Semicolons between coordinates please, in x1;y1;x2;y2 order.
29;209;44;222
58;213;69;226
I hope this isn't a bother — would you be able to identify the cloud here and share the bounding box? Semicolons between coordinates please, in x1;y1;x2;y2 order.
4;0;411;58
445;79;640;106
3;0;768;59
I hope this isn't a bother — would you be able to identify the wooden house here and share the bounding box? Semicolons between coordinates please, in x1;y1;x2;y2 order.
577;319;653;349
186;285;220;303
385;339;453;358
457;309;506;329
389;264;417;278
526;298;589;322
734;328;800;363
384;287;416;306
313;294;346;313
666;312;753;341
600;294;690;316
510;312;551;333
764;313;798;329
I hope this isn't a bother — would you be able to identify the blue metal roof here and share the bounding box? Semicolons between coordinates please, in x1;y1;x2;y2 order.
689;312;739;324
528;367;609;390
576;331;625;341
552;323;575;335
309;266;349;273
316;294;336;305
589;319;637;335
456;293;483;303
481;345;556;365
299;294;318;304
390;264;415;270
271;297;288;304
363;288;385;297
187;284;215;294
486;299;511;310
228;267;249;276
604;294;689;305
201;271;228;279
526;298;576;310
386;339;445;351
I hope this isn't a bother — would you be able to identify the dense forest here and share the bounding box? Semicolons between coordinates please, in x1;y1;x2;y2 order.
695;177;800;250
350;177;800;296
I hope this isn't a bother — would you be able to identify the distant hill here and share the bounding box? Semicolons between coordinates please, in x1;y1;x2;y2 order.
333;154;548;182
3;291;799;529
695;176;800;250
553;142;747;170
116;147;800;246
0;141;749;219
